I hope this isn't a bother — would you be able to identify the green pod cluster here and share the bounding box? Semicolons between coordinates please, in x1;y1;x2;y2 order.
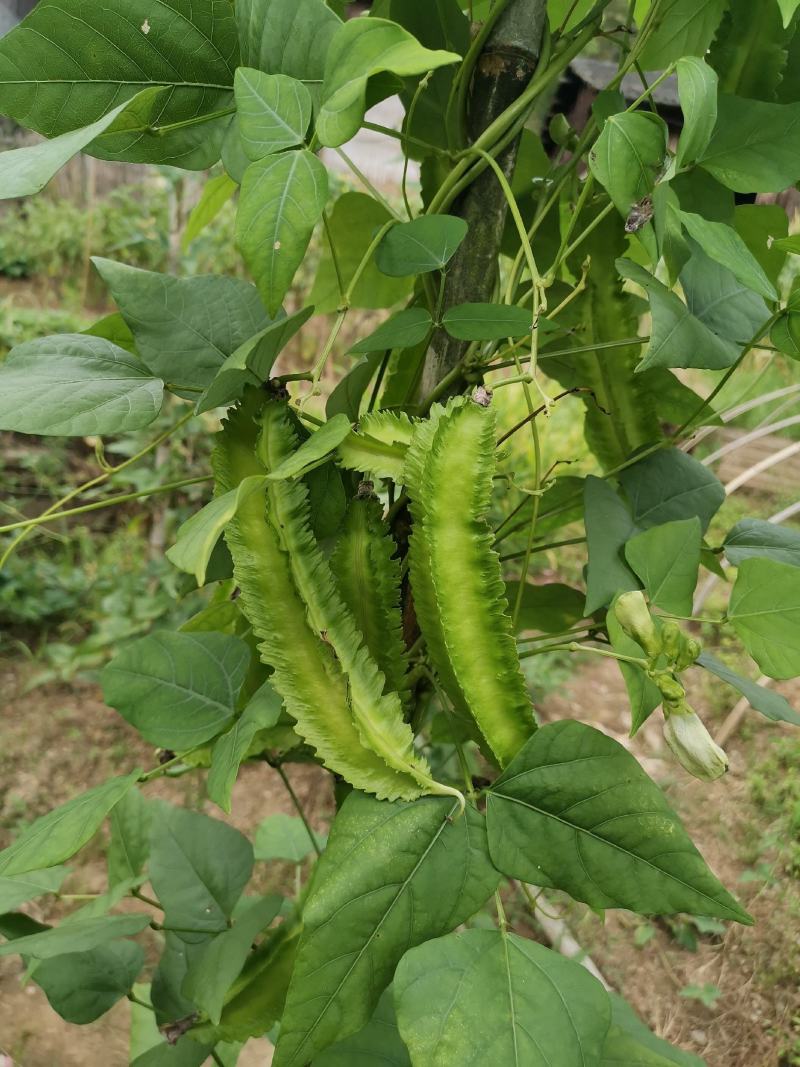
337;409;415;481
214;389;458;804
331;493;411;708
405;396;536;767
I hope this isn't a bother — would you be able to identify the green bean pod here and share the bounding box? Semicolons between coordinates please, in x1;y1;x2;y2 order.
406;396;535;767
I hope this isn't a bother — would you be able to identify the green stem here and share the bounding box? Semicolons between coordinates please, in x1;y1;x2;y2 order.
499;536;586;562
133;889;163;910
273;763;323;858
150;105;235;135
0;476;211;535
127;992;155;1012
334;147;401;219
519;641;647;666
362;121;451;157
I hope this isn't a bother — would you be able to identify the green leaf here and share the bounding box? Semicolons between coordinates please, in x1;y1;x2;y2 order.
207;683;284;813
638;0;727;68
625;518;702;615
678;212;777;301
107;787;151;888
183;894;283;1024
708;0;792;101
375;215;468;276
237;0;341;85
724;518;800;567
311;192;412;313
314;987;410;1066
394;928;611;1067
149;802;254;937
235;70;312;160
0;89;163;200
610;994;705;1067
0;0;238;169
0;335;162;437
305;462;348;540
183;173;238;251
505;582;586;634
0;772;140;877
327;354;383;422
619;448;724;533
700;95;800;192
771;312;800;360
675;57;718;169
34;940;144;1024
83;312;137;353
351;308;433;353
0;867;67;913
237;149;329;315
0;914;149;959
101;631;250;749
588;111;668;221
602;1026;690;1066
167;477;268;586
617;259;749;371
316;18;460;147
728;558;800;679
273;793;499;1066
697;652;800;726
254;814;324;863
607;607;663;735
197;307;314;414
93;259;270;393
779;0;800;26
441;302;537;341
584;476;640;614
268;414;353;480
487;720;751;921
734;204;788;288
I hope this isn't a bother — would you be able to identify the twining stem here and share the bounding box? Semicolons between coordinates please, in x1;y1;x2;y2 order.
273;762;323;858
334;147;401;220
499;536;586;562
0;409;195;568
133;889;164;910
519;641;647;666
127;992;155;1012
0;476;211;535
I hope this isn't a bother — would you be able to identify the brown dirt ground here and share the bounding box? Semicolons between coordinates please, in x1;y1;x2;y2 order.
1;654;799;1067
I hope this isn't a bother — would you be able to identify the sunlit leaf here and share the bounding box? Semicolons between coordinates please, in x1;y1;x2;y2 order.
728;558;800;679
235;69;312;160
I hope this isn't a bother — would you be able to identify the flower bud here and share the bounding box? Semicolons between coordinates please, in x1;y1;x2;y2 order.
676;636;703;671
662;705;728;782
614;591;661;659
661;621;682;663
652;671;685;707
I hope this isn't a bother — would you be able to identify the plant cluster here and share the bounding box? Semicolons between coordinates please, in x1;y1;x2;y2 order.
1;0;800;1064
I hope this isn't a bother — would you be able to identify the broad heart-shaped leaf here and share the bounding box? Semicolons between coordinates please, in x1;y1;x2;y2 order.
0;914;150;960
311;192;412;313
617;259;747;371
253;814;324;863
441;302;539;341
638;0;727;68
625;517;702;616
167;477;268;586
394;928;611;1067
723;518;800;568
101;631;250;750
505;581;587;635
235;70;312;160
237;0;341;85
183;894;283;1024
197;306;314;413
207;682;284;813
772;311;800;360
149;802;254;939
700;95;800;192
375;214;468;277
183;173;238;251
728;558;800;679
486;721;751;921
697;652;800;726
107;787;152;888
679;238;770;350
0;0;238;169
619;448;724;533
675;57;718;170
584;475;640;614
93;259;271;394
0;335;162;437
351;308;433;353
0;867;67;913
0;772;140;877
83;312;137;353
607;607;662;735
680;212;777;301
314;987;410;1067
0;88;164;200
327;353;384;422
609;994;705;1067
267;414;353;480
237;149;329;315
588;111;668;220
602;1026;693;1067
316;18;460;147
273;793;499;1067
33;940;144;1024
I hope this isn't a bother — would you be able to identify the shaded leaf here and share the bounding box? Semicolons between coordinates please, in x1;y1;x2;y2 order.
254;814;325;863
487;721;751;920
207;683;285;813
35;940;144;1024
620;448;724;533
0;335;162;437
728;558;800;679
588;111;667;220
607;607;662;735
625;518;702;615
723;518;800;568
708;0;792;101
107;787;151;888
351;308;433;353
326;354;383;422
505;581;586;634
237;0;341;86
268;414;352;480
675;57;718;170
0;915;149;959
584;476;640;614
697;652;800;726
638;0;727;68
183;173;238;250
314;987;410;1066
441;302;539;341
375;215;468;276
701;95;800;192
0;868;67;914
679;212;777;301
610;994;705;1067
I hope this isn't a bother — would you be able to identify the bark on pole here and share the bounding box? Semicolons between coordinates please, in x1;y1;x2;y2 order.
421;0;549;397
